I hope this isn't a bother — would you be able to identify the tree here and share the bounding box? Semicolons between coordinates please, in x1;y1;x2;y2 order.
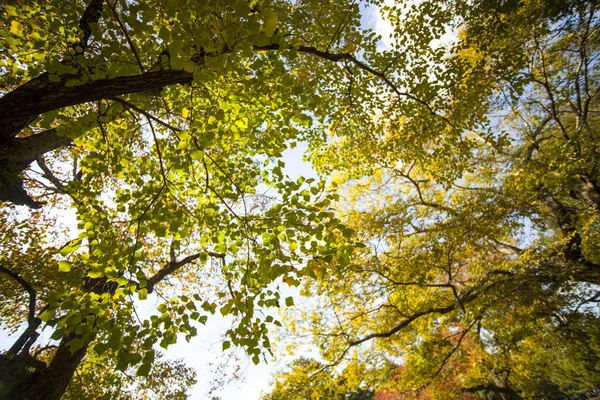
265;0;600;398
0;0;388;398
262;357;376;400
61;347;196;399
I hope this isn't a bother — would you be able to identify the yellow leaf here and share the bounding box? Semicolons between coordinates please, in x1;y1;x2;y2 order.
181;107;190;118
10;21;22;36
58;261;72;272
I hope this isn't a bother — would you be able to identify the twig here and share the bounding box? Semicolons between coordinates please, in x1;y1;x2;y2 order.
106;0;145;72
111;97;182;132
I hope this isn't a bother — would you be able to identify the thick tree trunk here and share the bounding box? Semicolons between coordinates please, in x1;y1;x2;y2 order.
1;333;88;400
0;69;193;208
0;129;73;208
0;0;105;140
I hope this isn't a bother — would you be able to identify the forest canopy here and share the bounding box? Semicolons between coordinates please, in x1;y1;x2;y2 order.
0;0;598;399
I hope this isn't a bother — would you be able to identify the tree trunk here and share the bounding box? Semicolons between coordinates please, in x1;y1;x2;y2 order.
0;68;193;208
0;129;74;208
1;333;88;400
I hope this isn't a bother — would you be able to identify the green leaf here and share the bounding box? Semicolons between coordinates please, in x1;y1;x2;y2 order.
285;296;294;307
136;363;152;377
67;338;85;354
58;261;71;272
39;308;56;322
262;8;277;36
222;340;231;351
191;149;205;161
94;343;109;356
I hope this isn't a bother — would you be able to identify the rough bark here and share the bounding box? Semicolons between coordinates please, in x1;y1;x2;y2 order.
0;70;194;139
0;129;73;208
0;0;105;140
0;69;194;207
3;333;89;400
0;129;72;166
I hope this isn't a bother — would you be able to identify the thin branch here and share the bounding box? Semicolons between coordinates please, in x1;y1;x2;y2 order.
328;287;478;367
36;157;67;194
396;169;458;216
32;344;58;358
325;0;356;52
146;117;167;182
253;43;456;130
106;0;145;72
486;238;522;256
430;318;477;378
110;97;182;132
0;265;37;328
0;264;41;356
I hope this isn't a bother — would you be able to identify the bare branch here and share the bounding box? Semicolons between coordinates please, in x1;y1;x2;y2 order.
36;157;67;194
486;238;522;256
110;97;182;133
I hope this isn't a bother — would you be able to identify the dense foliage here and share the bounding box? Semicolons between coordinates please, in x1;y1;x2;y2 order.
0;0;361;398
264;0;600;399
0;0;598;399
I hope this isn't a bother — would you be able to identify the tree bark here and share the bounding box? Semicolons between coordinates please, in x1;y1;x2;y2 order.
0;69;193;140
538;187;600;285
0;129;72;166
1;333;88;400
0;129;73;208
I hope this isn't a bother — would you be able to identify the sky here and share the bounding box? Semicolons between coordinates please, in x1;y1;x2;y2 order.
0;3;395;399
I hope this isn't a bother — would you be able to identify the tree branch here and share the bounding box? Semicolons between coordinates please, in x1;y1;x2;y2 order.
0;70;194;128
106;0;145;72
257;43;454;129
0;264;41;356
110;97;182;132
347;287;477;348
146;251;225;293
77;0;105;54
486;238;522;256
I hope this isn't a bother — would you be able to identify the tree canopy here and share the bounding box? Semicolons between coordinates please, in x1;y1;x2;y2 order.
264;0;600;399
0;0;598;399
